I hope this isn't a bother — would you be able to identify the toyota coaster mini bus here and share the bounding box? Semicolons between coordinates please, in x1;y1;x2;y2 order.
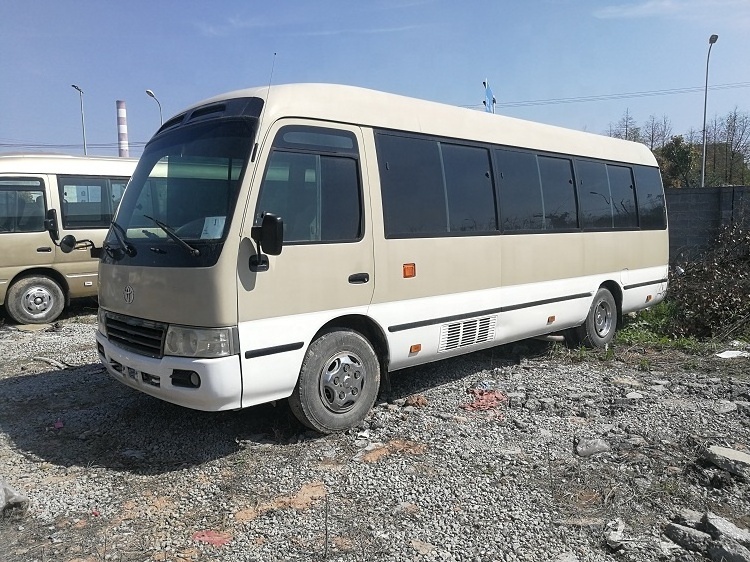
69;84;668;433
0;154;136;324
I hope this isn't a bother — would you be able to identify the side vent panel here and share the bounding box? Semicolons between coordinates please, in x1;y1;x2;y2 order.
438;315;497;353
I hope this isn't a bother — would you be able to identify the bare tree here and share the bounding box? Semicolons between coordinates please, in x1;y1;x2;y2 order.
721;108;750;185
643;114;673;150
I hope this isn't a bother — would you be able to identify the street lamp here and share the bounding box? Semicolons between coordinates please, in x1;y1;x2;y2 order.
701;34;718;188
71;84;87;155
145;89;163;125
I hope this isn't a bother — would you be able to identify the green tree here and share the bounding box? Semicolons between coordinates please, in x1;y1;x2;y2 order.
659;135;698;187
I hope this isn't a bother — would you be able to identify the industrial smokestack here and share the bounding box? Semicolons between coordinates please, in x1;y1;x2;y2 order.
116;100;130;158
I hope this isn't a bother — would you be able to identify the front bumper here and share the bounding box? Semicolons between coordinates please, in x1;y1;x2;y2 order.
96;331;243;411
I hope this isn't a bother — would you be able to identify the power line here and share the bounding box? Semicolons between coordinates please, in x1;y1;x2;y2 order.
461;81;750;109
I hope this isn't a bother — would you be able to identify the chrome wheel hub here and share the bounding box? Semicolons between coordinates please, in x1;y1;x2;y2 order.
22;286;54;315
319;352;366;413
594;300;613;337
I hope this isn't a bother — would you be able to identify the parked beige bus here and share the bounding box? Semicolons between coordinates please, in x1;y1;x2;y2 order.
73;84;667;433
0;154;137;324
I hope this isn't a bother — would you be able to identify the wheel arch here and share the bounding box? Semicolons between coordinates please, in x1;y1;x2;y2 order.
600;280;623;328
314;314;391;392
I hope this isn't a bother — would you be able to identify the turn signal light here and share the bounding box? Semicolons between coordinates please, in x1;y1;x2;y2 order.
403;263;416;278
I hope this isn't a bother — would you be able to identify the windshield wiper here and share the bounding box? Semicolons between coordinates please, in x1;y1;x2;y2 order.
143;215;200;257
108;221;137;257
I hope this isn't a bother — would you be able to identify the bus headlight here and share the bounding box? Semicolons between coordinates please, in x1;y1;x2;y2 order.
164;326;236;358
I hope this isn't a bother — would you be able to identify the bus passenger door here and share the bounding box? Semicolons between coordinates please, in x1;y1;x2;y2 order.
0;174;52;267
237;121;375;406
55;175;127;299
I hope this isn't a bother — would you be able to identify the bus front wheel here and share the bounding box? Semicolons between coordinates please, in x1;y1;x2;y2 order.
6;275;65;325
575;287;617;348
289;329;380;434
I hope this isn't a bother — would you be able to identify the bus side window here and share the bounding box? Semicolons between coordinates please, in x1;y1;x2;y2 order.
538;156;578;230
633;165;667;229
0;190;18;232
496;149;544;232
255;125;362;244
607;164;637;228
0;183;45;233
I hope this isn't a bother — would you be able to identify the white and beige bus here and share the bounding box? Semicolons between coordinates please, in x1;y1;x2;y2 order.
81;84;667;433
0;154;136;324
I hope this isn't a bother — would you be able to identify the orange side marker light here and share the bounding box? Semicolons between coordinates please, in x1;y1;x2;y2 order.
403;263;416;278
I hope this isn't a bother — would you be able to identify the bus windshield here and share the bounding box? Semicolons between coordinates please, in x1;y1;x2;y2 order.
108;119;256;264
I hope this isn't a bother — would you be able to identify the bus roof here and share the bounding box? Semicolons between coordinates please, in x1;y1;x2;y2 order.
0;154;138;176
188;83;658;167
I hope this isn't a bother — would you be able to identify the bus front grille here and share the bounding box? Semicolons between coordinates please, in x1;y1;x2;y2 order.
439;315;497;353
104;312;167;358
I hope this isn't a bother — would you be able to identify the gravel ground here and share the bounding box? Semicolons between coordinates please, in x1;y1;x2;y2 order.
1;305;749;562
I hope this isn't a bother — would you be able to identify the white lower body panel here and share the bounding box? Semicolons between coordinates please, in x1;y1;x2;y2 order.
96;331;243;411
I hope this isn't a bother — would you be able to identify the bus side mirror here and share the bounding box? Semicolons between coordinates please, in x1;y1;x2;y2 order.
60;234;77;254
249;213;283;272
44;209;59;242
56;233;99;257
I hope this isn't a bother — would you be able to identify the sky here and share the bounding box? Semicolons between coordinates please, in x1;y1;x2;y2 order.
1;0;749;158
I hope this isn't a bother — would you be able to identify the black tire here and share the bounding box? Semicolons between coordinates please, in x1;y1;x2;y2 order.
6;275;65;325
289;329;380;434
576;287;617;348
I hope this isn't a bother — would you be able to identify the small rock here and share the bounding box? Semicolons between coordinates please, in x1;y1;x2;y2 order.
674;509;703;529
623;435;648;447
625;391;644;400
664;523;712;552
410;539;435;555
605;518;626;550
1;479;29;515
404;394;428;408
702;446;750;479
553;553;580;562
715;400;739;414
706;538;750;562
575;438;611;458
703;512;750;548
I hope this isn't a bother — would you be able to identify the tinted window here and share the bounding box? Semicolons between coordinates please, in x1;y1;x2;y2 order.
442;143;496;233
59;176;129;229
633;165;666;229
496;149;544;231
377;134;446;237
0;179;45;233
256;151;362;243
577;160;612;229
607;165;637;228
538;156;577;230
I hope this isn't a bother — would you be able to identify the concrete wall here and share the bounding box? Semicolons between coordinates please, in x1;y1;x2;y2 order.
665;186;749;263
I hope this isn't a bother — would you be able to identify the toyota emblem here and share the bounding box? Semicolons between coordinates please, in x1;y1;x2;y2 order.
123;285;134;304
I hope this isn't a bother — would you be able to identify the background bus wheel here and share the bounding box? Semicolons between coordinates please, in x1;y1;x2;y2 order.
289;329;380;434
577;287;617;348
6;276;65;325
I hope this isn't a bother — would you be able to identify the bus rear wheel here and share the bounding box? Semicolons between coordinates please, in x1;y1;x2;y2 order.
6;275;65;325
574;287;617;348
289;329;380;434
